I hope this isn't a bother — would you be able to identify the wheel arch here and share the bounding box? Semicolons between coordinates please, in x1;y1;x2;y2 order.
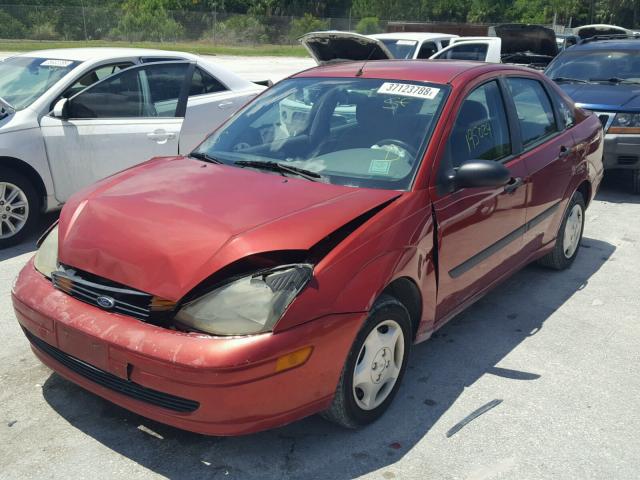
0;156;47;211
576;179;592;207
379;276;423;340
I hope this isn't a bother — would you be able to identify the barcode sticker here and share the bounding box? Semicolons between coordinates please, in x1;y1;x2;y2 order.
41;59;73;68
377;82;441;100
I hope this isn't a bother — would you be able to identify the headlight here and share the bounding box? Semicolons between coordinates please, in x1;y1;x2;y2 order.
610;113;640;132
34;225;59;278
175;264;313;336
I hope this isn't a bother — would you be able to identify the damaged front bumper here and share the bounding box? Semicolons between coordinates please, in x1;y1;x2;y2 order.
13;259;365;436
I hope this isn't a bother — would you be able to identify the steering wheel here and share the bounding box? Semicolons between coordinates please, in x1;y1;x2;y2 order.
372;139;417;159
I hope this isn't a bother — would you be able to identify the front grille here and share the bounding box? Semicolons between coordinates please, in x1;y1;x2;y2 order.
618;155;638;165
25;329;199;413
51;265;176;324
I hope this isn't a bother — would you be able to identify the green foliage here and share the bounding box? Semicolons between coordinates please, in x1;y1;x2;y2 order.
0;10;26;39
289;13;329;41
215;15;268;44
27;11;60;40
111;0;184;42
356;16;381;34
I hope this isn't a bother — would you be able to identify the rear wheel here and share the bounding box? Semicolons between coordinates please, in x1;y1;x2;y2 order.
322;294;411;428
538;191;585;270
0;169;39;248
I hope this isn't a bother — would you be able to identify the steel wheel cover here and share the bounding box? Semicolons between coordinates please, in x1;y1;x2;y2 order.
562;204;583;259
352;319;405;411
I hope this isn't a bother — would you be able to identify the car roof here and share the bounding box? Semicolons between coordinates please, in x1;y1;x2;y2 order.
571;39;640;50
14;47;199;62
293;59;522;85
370;32;458;41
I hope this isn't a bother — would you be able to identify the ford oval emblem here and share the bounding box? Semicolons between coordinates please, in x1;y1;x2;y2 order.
96;295;116;309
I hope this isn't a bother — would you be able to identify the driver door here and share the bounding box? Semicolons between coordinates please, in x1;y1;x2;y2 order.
40;61;194;202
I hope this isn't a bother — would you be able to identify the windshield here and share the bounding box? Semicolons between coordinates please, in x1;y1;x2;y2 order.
380;39;419;59
546;50;640;81
0;57;80;110
194;77;449;190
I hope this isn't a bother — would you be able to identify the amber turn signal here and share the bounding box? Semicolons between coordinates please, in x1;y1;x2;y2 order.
275;346;313;373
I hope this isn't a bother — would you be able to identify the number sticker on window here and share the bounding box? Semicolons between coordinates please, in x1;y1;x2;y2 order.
41;59;74;68
377;82;440;100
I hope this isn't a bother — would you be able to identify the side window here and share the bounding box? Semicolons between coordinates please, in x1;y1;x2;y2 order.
417;42;438;59
62;62;134;98
444;81;511;169
189;68;226;96
506;78;558;146
438;43;488;61
68;63;189;119
440;39;451;48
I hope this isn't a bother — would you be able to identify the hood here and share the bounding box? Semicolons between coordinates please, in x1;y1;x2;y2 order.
299;31;394;65
0;96;15;121
58;157;399;301
557;83;640;112
492;24;559;60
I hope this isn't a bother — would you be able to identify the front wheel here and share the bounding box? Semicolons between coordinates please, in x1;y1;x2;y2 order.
538;191;585;270
322;294;412;428
0;169;39;249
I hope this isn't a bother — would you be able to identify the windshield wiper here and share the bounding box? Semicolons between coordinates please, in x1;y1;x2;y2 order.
502;51;554;60
234;160;322;182
552;77;590;84
189;152;222;164
589;77;640;85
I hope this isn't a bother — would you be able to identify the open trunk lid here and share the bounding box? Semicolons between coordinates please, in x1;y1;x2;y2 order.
299;31;394;65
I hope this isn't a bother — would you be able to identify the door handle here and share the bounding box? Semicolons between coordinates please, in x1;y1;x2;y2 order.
503;177;523;194
147;130;176;144
217;101;234;109
559;145;571;159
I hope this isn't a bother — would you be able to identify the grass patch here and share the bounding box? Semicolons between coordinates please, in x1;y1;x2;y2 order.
0;39;308;57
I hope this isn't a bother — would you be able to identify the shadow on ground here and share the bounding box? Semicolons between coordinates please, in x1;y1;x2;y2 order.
40;233;615;480
0;212;58;262
595;170;640;204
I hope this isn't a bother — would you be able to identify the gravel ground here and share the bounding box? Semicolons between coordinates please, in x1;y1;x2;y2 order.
0;173;639;480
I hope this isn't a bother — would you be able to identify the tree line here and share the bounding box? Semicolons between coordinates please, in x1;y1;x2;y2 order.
1;0;638;44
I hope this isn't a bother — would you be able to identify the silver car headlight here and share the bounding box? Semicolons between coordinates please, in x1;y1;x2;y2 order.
175;264;313;336
34;225;59;278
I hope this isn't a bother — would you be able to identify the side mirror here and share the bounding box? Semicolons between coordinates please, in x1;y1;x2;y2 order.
51;98;69;119
454;160;511;190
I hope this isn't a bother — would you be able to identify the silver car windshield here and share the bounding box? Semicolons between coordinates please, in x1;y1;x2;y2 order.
0;57;80;110
195;77;449;191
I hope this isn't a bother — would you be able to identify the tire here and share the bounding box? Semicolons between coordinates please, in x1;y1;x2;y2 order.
537;191;585;270
632;169;640;195
322;294;412;429
0;168;40;249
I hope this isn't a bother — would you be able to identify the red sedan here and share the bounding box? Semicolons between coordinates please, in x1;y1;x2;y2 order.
13;61;604;435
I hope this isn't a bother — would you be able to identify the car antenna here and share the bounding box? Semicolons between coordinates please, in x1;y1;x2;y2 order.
355;45;377;77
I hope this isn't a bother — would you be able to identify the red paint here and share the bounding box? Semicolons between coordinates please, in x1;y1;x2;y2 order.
13;61;603;435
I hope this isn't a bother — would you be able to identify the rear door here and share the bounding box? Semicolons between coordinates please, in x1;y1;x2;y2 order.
40;61;194;202
503;76;576;253
430;38;501;62
432;78;530;322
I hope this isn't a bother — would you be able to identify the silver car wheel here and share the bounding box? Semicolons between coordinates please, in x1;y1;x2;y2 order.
562;204;583;259
0;182;29;240
352;319;405;411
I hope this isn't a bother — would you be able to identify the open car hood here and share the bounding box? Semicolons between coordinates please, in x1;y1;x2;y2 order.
492;24;559;63
0;96;14;120
299;31;394;65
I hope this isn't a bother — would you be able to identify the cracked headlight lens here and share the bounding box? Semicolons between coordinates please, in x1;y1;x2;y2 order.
175;264;313;336
34;225;58;278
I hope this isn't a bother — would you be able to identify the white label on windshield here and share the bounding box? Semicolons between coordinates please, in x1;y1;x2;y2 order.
396;40;417;45
377;82;441;100
41;59;73;68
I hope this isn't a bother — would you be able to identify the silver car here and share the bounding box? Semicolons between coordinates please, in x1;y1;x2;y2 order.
0;48;264;247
